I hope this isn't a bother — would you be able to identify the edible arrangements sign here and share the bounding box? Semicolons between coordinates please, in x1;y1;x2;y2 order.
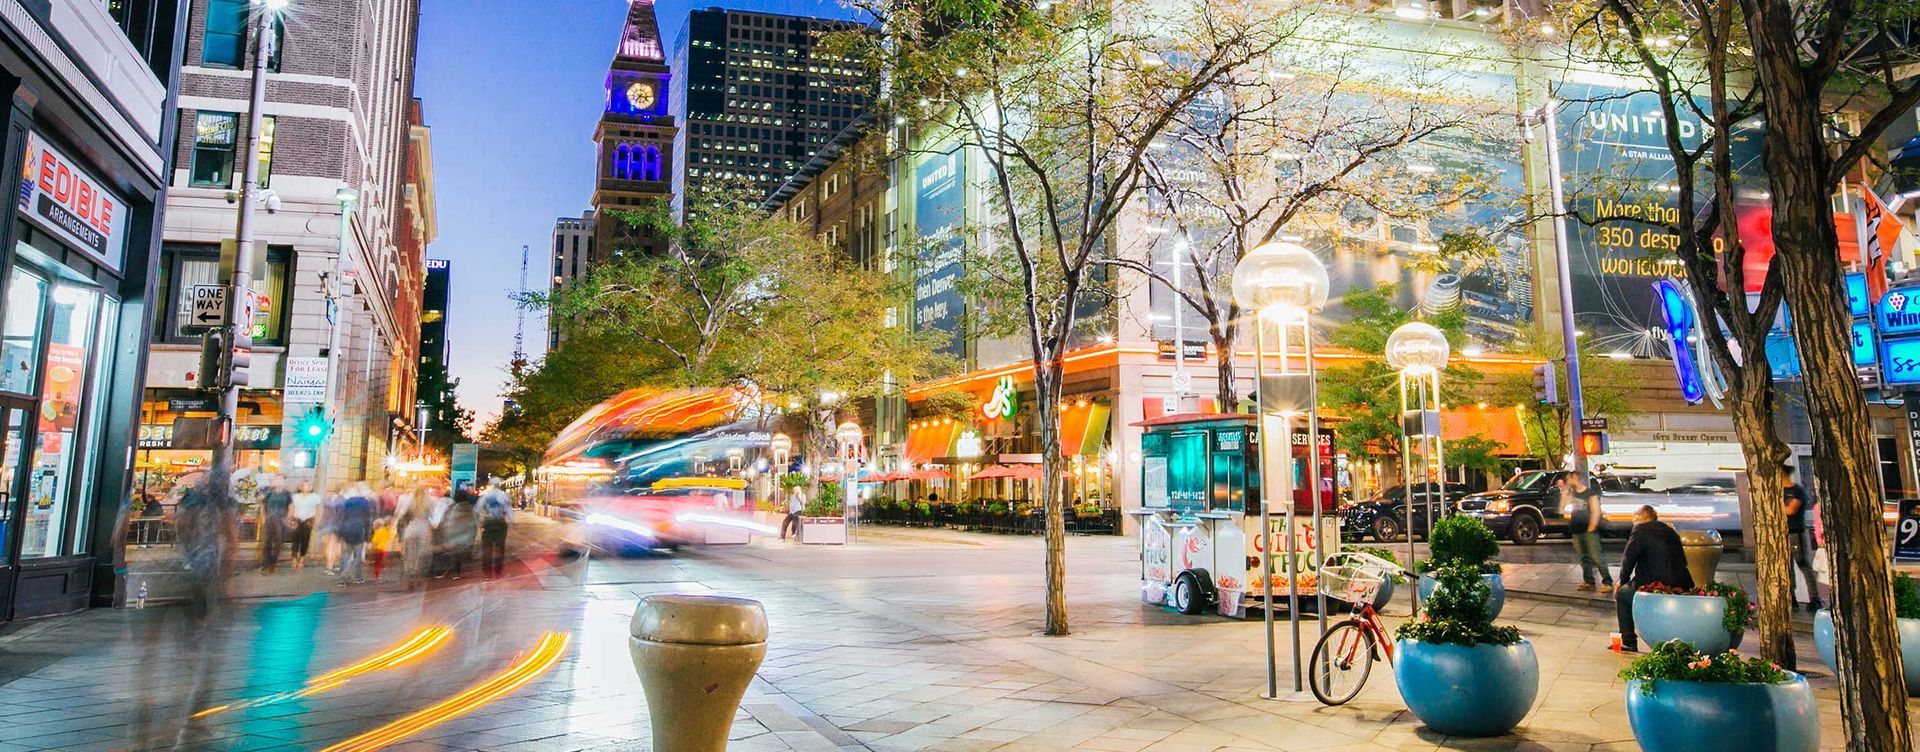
18;131;128;272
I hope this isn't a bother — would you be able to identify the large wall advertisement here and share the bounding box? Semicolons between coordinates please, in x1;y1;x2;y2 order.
1554;81;1764;352
915;147;967;360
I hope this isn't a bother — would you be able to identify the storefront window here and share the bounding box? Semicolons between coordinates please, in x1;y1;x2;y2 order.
0;270;47;395
166;252;289;343
0;407;23;567
70;296;115;555
20;284;100;558
190;112;238;188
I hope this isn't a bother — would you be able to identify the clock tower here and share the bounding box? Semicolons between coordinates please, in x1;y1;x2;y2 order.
592;0;676;259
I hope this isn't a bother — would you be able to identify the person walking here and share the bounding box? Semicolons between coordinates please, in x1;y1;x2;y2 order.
1782;463;1825;612
1558;473;1613;594
400;487;437;588
439;486;479;579
1613;505;1695;653
478;487;514;578
333;485;375;585
780;486;806;540
258;478;292;573
288;482;322;570
320;486;346;574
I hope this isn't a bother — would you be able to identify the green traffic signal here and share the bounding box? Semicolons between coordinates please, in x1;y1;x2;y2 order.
294;407;331;446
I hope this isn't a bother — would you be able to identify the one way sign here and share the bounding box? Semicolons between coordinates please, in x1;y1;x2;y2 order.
188;285;226;331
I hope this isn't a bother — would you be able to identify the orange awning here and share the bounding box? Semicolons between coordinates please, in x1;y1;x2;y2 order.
1440;405;1529;454
904;421;961;464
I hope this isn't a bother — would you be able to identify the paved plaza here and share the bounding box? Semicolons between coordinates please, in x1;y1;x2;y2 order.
0;525;1909;751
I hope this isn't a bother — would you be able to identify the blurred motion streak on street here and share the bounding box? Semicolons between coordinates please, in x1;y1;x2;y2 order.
320;631;571;752
191;625;454;718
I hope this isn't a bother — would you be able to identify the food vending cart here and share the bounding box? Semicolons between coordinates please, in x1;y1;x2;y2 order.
1132;413;1339;618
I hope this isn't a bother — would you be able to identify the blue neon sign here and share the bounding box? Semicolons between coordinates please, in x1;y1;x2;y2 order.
1883;336;1920;385
1854;321;1878;367
1879;286;1920;335
1653;279;1705;403
1848;273;1870;318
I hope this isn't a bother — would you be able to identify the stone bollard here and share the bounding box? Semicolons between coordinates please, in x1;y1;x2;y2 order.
1677;529;1724;587
629;594;768;752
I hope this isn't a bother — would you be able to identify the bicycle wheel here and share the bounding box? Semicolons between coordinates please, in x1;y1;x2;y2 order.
1308;619;1375;706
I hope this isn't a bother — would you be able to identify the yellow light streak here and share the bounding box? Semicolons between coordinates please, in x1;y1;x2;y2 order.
192;626;452;719
320;632;571;752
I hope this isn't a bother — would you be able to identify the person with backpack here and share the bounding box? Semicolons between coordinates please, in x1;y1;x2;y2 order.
332;484;375;585
478;486;514;578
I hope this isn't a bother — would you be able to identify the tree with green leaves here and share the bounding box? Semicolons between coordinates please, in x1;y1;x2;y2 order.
840;0;1295;635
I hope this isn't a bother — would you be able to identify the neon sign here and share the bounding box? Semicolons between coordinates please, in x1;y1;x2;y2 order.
981;375;1018;420
1653;279;1705;404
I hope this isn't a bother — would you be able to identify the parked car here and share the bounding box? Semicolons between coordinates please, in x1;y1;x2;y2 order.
1341;483;1473;542
1457;469;1573;546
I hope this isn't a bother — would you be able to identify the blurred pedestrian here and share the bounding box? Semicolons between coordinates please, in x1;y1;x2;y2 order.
258;478;292;573
321;485;345;574
479;486;514;578
439;486;479;579
333;485;375;585
1613;505;1694;653
781;486;806;540
369;518;393;581
1557;472;1613;593
289;481;321;570
400;486;438;588
1782;463;1824;612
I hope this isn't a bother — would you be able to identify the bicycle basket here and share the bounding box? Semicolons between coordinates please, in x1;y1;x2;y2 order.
1317;564;1384;604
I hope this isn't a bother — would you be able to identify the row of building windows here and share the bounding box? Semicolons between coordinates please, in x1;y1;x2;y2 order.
203;0;284;71
613;142;665;182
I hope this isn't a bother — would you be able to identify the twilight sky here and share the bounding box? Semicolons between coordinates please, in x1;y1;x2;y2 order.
415;0;860;429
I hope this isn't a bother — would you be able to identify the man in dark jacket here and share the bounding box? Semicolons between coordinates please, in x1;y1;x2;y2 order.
1614;505;1695;652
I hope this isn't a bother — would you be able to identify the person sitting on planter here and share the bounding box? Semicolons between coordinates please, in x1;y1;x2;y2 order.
1614;505;1694;653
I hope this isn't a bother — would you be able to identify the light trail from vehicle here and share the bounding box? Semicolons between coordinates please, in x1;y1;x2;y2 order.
675;511;779;536
192;625;453;719
319;631;571;752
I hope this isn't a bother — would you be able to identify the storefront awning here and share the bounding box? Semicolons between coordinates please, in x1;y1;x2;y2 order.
1441;405;1529;454
904;420;962;464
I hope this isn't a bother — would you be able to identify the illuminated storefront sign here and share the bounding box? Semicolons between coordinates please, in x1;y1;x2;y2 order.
981;375;1018;420
1883;336;1920;385
18;131;127;271
1879;286;1920;335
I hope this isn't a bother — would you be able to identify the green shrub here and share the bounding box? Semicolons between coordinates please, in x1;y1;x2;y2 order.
779;472;810;490
1422;515;1501;574
1897;573;1920;620
1620;640;1789;695
987;501;1009;515
1642;582;1754;634
804;483;844;517
915;501;932;516
1394;563;1521;646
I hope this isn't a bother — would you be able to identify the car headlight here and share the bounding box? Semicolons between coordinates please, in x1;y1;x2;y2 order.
1487;500;1511;513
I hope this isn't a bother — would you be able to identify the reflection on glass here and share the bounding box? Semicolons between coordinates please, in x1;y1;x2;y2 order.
0;408;21;566
0;270;47;394
21;284;99;559
71;295;114;555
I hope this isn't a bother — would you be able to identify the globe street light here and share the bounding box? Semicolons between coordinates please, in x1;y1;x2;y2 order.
1231;241;1329;699
1386;321;1452;615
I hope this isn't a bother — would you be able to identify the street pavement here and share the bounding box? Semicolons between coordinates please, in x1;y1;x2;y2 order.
0;523;1912;751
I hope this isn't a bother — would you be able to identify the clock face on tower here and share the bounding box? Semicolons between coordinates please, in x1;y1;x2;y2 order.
625;81;656;110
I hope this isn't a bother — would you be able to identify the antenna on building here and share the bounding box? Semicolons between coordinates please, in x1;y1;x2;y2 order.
511;244;529;379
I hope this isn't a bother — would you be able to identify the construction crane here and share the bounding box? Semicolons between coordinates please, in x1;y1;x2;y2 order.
510;244;529;379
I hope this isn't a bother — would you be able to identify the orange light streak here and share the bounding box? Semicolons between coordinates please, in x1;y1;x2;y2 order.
320;632;570;752
192;626;452;719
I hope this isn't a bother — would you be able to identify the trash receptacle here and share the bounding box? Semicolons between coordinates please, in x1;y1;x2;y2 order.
1678;529;1724;586
629;594;768;752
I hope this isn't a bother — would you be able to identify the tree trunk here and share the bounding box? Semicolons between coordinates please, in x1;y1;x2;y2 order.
1037;361;1070;636
1727;383;1796;668
1749;41;1912;740
1215;330;1237;413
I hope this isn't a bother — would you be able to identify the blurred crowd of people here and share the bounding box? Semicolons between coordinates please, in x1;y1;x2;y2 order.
245;479;519;588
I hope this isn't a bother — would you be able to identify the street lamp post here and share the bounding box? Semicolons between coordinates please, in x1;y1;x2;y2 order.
1231;242;1329;699
313;184;355;493
1521;101;1590;476
213;0;287;498
1386;322;1452;615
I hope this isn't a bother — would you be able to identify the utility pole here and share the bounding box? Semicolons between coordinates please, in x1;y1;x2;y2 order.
213;0;282;494
1524;101;1589;476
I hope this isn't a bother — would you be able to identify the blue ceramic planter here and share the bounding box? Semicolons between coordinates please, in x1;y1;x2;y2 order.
1393;638;1538;737
1813;610;1920;694
1417;573;1505;619
1625;675;1819;752
1632;592;1733;654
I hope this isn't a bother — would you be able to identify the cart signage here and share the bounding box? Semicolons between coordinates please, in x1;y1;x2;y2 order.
1142;518;1171;582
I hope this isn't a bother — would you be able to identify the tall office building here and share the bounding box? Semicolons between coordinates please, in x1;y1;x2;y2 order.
548;212;596;349
671;8;874;217
591;0;676;258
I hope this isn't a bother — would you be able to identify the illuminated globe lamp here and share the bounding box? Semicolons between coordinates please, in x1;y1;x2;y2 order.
1231;242;1330;320
1385;322;1452;376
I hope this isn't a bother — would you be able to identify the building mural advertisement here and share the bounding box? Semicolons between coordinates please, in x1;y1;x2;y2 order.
915;147;967;359
1553;81;1764;353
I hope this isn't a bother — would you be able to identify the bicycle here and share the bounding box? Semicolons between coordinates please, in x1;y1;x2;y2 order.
1307;551;1404;706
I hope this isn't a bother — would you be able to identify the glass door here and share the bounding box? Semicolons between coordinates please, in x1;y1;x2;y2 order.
0;401;33;568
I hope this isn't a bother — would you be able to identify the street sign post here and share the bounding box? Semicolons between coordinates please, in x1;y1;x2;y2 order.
188;285;226;330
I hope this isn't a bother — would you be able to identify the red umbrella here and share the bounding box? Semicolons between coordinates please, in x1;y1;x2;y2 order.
970;464;1011;479
914;468;954;481
1004;464;1045;481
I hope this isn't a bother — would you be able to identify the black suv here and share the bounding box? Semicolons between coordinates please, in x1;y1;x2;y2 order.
1456;469;1572;545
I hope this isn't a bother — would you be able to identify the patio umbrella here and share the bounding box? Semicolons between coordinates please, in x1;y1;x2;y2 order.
970;464;1011;480
914;468;954;481
1004;464;1045;481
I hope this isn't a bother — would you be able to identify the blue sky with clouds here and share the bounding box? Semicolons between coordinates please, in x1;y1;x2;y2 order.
415;0;859;427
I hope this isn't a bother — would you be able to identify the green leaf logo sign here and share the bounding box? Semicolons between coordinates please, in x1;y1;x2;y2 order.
981;375;1018;420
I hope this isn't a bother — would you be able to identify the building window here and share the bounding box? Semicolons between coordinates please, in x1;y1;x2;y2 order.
203;0;247;67
189;111;238;188
153;245;293;344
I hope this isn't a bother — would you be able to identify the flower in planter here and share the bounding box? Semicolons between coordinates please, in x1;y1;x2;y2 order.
1620;640;1789;695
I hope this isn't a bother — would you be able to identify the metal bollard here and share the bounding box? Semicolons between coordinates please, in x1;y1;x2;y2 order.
1677;529;1724;587
629;594;768;752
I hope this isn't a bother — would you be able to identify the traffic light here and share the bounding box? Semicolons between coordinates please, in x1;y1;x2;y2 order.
1532;362;1559;404
226;331;253;387
1581;430;1609;456
197;331;224;389
294;406;331;446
